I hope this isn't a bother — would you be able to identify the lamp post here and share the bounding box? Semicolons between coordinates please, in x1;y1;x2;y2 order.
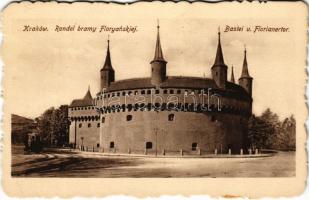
74;120;77;149
154;127;158;156
81;137;84;151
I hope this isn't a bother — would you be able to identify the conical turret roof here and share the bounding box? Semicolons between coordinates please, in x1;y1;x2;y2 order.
101;36;114;71
240;47;252;78
213;30;225;66
151;21;166;63
231;66;235;83
70;86;94;107
83;85;93;100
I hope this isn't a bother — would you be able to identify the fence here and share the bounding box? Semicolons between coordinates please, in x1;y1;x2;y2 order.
73;146;263;156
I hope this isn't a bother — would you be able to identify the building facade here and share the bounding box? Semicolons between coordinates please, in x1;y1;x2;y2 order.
69;25;253;155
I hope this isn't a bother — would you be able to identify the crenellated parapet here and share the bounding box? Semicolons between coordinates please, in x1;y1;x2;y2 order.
93;78;252;117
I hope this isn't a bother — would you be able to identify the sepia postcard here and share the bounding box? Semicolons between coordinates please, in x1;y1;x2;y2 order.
1;0;308;198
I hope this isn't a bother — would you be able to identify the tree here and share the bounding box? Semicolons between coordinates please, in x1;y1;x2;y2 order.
248;109;296;151
35;105;69;147
248;114;271;149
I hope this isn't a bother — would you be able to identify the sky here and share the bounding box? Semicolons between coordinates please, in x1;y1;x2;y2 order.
2;1;307;120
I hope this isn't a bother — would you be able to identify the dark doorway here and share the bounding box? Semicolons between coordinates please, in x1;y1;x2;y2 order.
192;142;198;151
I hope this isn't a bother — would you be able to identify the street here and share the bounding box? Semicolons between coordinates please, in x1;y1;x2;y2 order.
12;145;295;177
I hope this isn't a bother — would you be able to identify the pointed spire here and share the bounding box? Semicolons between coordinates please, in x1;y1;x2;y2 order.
102;35;114;71
231;66;235;83
151;20;166;63
240;45;251;78
83;86;93;100
213;27;225;66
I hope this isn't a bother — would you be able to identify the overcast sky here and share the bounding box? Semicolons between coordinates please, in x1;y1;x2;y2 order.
3;2;307;120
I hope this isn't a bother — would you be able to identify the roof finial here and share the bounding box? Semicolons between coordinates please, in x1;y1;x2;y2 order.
157;19;160;29
107;34;110;48
88;85;90;91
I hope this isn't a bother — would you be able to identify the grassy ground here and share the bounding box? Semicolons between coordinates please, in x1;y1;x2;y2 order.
11;145;295;177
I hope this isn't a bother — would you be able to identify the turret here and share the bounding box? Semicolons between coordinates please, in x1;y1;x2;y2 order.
211;29;228;89
150;21;167;86
100;36;115;90
230;65;235;83
84;85;93;100
238;47;253;96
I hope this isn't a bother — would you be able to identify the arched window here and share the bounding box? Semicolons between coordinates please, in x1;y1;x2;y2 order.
146;142;153;149
97;123;100;128
79;123;82;128
170;90;174;94
110;142;114;148
102;117;105;123
88;123;91;128
192;143;198;151
126;115;133;121
97;143;100;148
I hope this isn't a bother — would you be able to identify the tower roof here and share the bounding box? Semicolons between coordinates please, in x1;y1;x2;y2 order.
151;21;166;63
213;28;225;66
240;47;252;78
69;86;94;107
83;85;93;100
101;36;114;71
231;66;235;83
